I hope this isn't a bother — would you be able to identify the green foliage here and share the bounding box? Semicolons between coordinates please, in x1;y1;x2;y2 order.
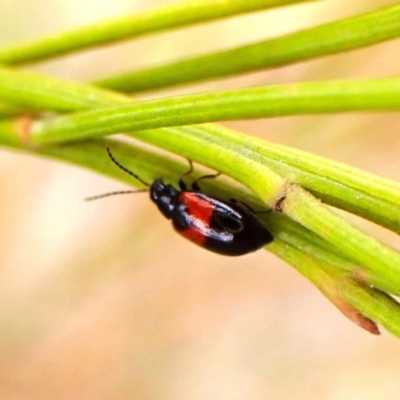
1;0;400;337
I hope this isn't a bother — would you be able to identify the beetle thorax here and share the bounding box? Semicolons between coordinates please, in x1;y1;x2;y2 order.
149;178;180;219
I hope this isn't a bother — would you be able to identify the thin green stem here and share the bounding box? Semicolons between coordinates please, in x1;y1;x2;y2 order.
341;282;400;338
195;125;400;233
0;101;25;118
272;240;400;337
0;66;129;112
29;78;400;145
282;186;400;294
96;3;400;92
0;0;311;65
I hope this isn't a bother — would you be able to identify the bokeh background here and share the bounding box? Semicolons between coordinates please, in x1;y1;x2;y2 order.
1;1;400;399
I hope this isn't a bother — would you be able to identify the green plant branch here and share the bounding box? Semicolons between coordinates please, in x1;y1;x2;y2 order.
0;66;130;112
28;78;400;145
3;135;400;336
45;138;385;291
96;3;400;93
15;74;400;231
0;66;399;233
7;106;400;297
0;0;311;66
1;63;400;302
255;139;400;204
266;212;400;296
33;138;400;299
183;125;400;232
0;0;399;339
282;185;400;295
0;101;26;118
123;127;400;295
271;240;400;337
340;279;400;338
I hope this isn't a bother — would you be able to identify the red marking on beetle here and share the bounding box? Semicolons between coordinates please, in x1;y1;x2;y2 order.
180;192;214;225
177;192;213;246
180;225;207;245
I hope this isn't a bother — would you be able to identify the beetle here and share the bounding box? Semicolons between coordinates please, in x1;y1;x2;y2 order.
86;147;273;256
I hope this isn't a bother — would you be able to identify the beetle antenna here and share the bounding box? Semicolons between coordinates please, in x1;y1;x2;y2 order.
85;147;151;201
85;189;148;201
106;146;151;187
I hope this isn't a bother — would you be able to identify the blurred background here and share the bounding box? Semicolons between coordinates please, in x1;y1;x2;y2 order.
1;0;400;399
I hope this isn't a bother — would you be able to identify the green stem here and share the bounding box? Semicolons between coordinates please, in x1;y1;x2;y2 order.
29;78;400;145
0;101;25;118
0;0;310;65
96;3;400;92
282;186;400;294
0;66;129;112
196;125;400;233
272;240;400;337
341;282;400;338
